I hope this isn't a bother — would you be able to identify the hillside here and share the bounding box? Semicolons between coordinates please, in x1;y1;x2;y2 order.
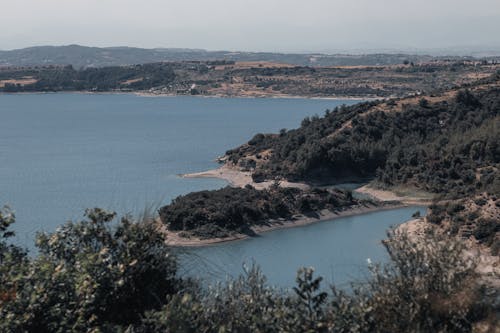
217;74;500;255
0;44;491;68
428;193;499;255
1;60;499;98
225;74;500;198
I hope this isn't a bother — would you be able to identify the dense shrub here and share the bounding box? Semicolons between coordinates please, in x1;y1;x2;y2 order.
226;83;500;198
0;208;183;331
0;63;176;92
159;186;360;238
1;208;497;332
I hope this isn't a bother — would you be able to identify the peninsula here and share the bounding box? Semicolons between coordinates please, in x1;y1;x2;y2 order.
159;72;499;256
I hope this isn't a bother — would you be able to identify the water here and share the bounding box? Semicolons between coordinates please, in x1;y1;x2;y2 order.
178;206;427;289
0;93;358;249
0;93;423;288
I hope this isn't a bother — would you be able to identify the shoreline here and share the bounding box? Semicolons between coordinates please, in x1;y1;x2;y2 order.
0;90;377;101
175;165;432;247
181;164;310;190
163;202;413;247
182;165;435;206
134;91;373;101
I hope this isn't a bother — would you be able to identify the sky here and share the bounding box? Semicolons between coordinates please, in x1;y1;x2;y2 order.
1;0;500;53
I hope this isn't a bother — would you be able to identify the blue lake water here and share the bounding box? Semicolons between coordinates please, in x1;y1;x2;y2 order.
0;93;424;287
179;206;427;289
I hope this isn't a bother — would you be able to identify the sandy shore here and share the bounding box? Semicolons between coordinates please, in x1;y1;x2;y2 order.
184;166;435;204
396;217;427;235
176;165;432;247
0;90;375;101
355;184;433;205
134;91;374;100
181;164;310;190
163;203;407;247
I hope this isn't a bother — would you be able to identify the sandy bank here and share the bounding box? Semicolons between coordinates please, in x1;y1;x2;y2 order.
163;202;407;247
134;91;373;100
181;164;310;190
176;165;431;247
184;166;435;204
355;185;433;205
397;217;499;287
396;217;427;235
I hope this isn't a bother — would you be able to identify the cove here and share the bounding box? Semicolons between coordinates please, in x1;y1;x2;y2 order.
178;205;427;288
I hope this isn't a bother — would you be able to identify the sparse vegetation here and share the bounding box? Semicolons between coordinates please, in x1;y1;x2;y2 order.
428;193;500;255
1;58;498;98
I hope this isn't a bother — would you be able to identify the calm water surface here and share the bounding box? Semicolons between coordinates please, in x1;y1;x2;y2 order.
178;206;427;288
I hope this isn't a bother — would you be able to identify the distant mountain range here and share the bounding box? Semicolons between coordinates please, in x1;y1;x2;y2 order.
1;45;497;68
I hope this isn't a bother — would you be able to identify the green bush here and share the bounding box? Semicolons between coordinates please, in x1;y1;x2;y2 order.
1;208;497;332
0;208;183;331
159;186;359;239
136;228;496;332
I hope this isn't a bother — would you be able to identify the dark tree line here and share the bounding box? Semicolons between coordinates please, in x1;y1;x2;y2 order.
1;63;176;92
159;185;360;239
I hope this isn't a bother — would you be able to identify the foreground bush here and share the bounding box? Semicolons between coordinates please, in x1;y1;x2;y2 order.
1;207;497;332
0;208;183;332
136;229;497;333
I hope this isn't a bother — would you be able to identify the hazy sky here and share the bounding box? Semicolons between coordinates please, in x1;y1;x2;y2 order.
2;0;500;52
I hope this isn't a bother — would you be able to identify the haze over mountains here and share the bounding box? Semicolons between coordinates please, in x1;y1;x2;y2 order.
1;45;499;69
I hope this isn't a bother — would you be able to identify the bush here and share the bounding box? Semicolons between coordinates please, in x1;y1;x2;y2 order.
136;228;496;332
158;186;358;238
0;208;183;331
1;208;497;332
363;229;484;332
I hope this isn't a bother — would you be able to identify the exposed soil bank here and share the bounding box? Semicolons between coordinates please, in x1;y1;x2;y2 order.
163;202;409;247
181;164;310;190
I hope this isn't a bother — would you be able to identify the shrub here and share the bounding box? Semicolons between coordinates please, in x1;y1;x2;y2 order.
159;186;358;238
1;208;497;332
0;208;183;331
137;228;496;332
